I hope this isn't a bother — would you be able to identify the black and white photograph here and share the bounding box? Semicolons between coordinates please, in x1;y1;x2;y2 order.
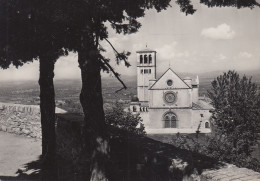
0;0;260;180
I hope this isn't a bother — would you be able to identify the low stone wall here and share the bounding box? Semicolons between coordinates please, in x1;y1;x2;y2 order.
201;164;260;181
0;102;66;139
0;103;42;139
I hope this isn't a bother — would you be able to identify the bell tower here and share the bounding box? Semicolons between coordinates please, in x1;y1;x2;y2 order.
136;48;157;103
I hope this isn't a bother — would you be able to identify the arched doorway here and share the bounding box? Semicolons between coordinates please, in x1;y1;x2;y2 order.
163;112;177;128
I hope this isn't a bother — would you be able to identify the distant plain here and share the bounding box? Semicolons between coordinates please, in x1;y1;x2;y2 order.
0;70;259;112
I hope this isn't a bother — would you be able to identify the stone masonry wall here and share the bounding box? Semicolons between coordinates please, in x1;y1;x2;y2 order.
0;102;66;139
201;164;260;181
0;103;42;139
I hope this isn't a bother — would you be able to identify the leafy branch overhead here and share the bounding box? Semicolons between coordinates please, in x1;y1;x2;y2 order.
1;0;259;84
104;38;131;67
200;0;260;9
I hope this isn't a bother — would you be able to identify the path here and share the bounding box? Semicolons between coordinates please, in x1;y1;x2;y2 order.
0;131;41;177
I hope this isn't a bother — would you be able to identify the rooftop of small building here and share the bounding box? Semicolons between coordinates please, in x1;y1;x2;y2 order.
136;48;156;53
130;95;139;102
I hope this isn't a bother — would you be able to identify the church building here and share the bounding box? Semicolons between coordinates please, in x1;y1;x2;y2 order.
130;48;213;134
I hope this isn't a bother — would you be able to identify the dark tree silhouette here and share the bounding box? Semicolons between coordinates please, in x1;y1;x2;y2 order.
0;1;68;177
208;71;260;157
59;1;187;179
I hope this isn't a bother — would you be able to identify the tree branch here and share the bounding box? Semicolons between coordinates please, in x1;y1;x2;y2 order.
104;37;120;55
104;38;131;67
108;20;122;27
99;57;127;93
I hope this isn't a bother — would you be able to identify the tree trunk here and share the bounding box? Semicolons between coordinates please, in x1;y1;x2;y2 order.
78;46;110;181
38;53;57;178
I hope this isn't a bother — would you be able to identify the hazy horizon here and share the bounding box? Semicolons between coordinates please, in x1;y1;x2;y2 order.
0;68;259;83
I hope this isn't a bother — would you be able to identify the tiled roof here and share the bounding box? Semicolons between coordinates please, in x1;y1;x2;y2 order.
192;100;213;110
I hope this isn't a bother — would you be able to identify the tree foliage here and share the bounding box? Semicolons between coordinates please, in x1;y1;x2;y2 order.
105;102;146;136
208;70;260;156
0;0;67;68
200;0;260;9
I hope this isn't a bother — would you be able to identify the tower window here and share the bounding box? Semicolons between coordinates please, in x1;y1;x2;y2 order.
140;55;143;64
144;69;148;74
144;55;148;64
205;122;210;128
141;69;143;74
149;69;151;74
149;55;152;64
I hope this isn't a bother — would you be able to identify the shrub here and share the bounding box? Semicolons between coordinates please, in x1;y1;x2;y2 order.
169;133;260;172
208;70;260;156
105;102;146;135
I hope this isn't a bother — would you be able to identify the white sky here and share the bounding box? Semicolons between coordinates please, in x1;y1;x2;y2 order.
0;0;260;82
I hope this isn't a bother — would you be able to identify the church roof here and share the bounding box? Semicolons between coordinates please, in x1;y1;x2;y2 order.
140;102;149;107
192;100;213;110
149;68;191;90
136;48;156;53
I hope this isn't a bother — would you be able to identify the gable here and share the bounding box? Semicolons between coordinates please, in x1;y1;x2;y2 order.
150;68;190;90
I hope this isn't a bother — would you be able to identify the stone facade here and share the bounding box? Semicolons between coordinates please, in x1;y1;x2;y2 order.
130;49;213;134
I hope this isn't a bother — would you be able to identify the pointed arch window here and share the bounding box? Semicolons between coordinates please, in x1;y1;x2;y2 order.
149;54;152;64
165;116;170;128
140;55;143;64
163;112;177;128
205;122;210;128
133;106;136;112
144;55;148;63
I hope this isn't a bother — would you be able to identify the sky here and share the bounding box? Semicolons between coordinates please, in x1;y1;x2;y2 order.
0;0;260;82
